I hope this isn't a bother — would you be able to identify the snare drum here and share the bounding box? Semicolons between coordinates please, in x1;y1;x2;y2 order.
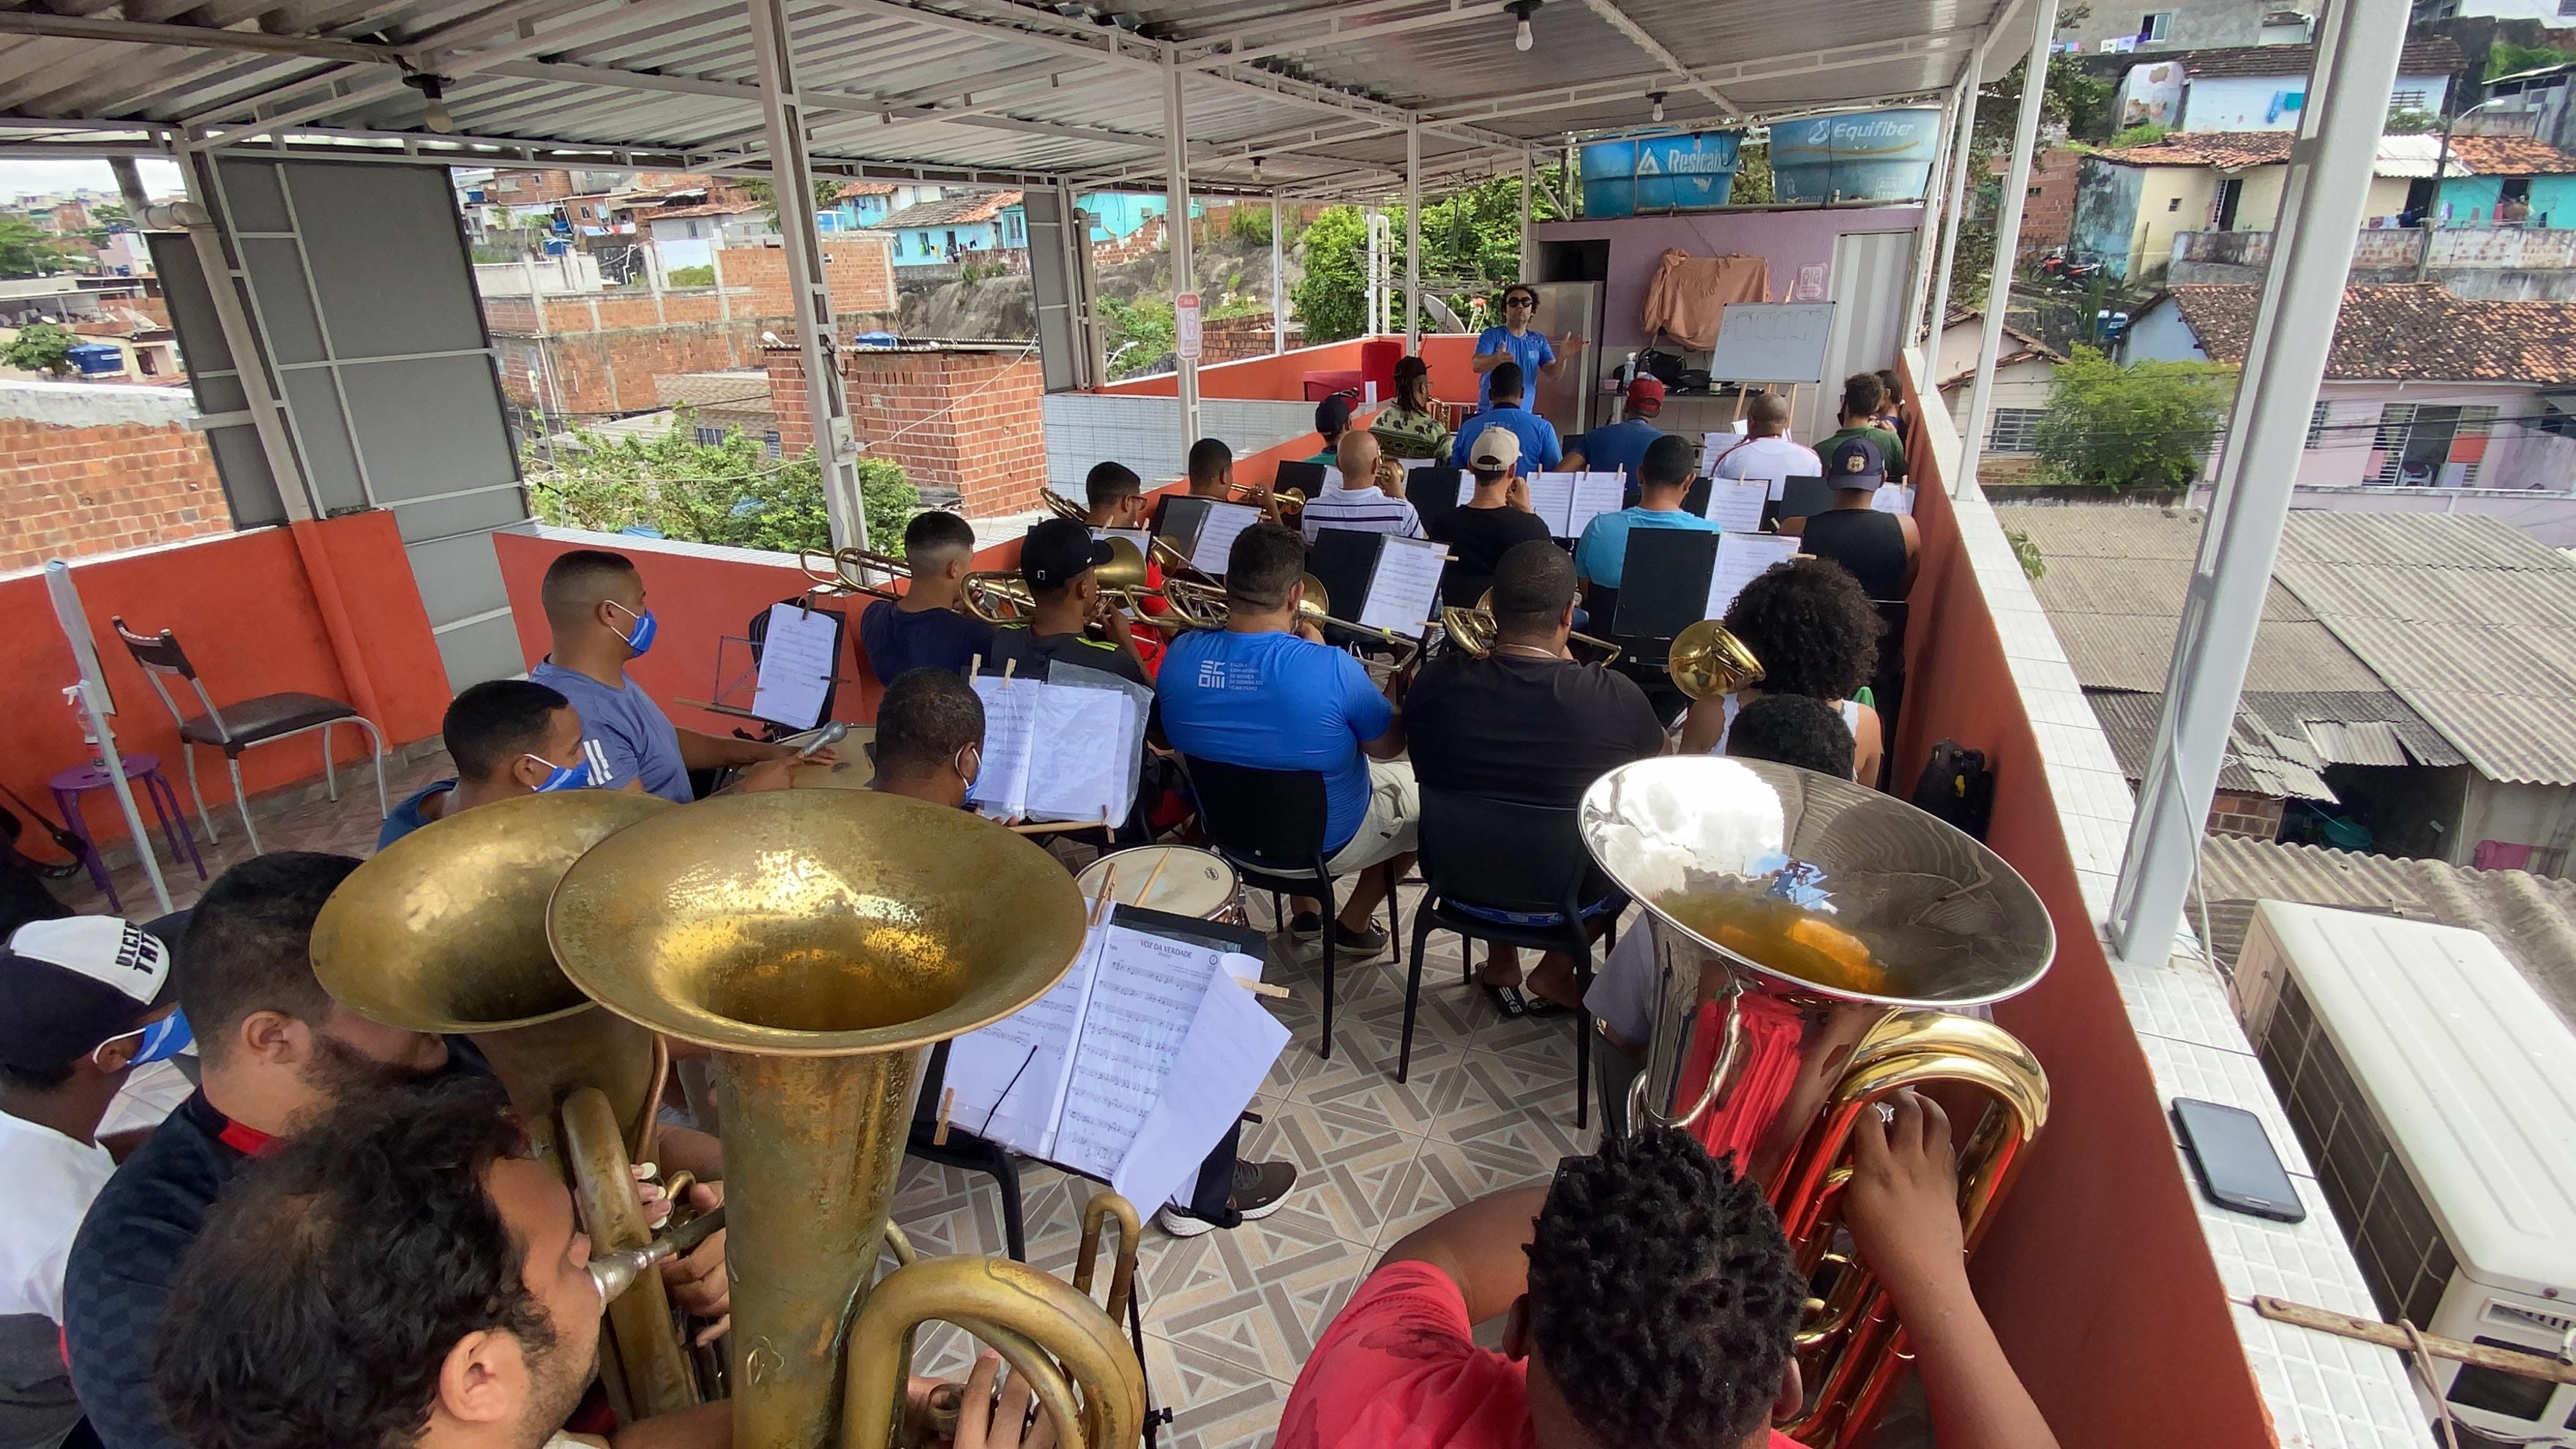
1075;846;1245;924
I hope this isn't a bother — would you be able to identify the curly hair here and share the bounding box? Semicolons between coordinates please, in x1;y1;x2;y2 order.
1526;1128;1807;1449
1723;555;1880;702
152;1074;557;1449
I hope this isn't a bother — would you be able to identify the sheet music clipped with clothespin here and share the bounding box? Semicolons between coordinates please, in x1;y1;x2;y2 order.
966;673;1141;825
1702;478;1770;533
1527;471;1625;539
1872;484;1914;516
1705;533;1803;621
1190;500;1264;574
748;602;840;729
941;909;1287;1211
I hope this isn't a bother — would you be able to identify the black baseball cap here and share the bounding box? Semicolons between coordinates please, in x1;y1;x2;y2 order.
1315;394;1353;435
1020;517;1115;590
1827;435;1887;487
0;916;179;1073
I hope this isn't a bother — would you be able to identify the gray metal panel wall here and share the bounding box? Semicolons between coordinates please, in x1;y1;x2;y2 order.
1023;187;1092;394
148;229;285;528
167;156;528;693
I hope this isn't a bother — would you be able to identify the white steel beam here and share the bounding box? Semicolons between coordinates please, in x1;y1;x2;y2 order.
1953;0;2054;499
1176;0;1513;71
1425;31;1980;127
1922;67;1980;351
746;0;865;550
1164;48;1199;448
1518;146;1533;282
1903;73;1970;348
2110;0;2411;967
1272;194;1286;354
1404;115;1420;351
1577;0;1740;119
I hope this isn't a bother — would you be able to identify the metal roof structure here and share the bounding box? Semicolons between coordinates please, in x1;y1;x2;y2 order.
0;0;2040;201
2197;835;2576;1030
2003;503;2576;790
2087;689;2338;801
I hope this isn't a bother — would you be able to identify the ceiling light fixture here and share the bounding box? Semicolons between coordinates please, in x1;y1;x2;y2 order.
403;72;454;134
1507;0;1540;51
1650;91;1666;123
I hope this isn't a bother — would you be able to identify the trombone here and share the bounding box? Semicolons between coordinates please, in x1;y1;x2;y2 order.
1437;588;1625;669
801;547;910;602
961;536;1159;626
1159;572;1418;674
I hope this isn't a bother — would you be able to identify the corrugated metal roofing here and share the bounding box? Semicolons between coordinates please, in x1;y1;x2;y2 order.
2197;836;2576;1030
2236;691;2467;768
2087;690;2337;801
0;0;2038;201
2300;718;2410;768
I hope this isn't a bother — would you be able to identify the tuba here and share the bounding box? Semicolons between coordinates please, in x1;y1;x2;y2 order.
310;792;702;1420
1579;756;2054;1448
547;790;1147;1449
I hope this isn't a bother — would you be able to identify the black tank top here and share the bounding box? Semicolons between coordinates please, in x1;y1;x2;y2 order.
1800;508;1909;601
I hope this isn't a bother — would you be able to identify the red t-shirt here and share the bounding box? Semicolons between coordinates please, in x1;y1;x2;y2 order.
1281;1262;1801;1449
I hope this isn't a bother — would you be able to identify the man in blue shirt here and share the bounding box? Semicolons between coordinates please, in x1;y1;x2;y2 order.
1469;282;1578;409
1447;362;1562;478
1565;375;1669;505
529;547;812;803
1156;523;1416;957
376;679;599;850
1574;433;1718;594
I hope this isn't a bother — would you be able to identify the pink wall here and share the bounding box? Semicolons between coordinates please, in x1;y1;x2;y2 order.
1533;207;1925;351
1887;364;2276;1449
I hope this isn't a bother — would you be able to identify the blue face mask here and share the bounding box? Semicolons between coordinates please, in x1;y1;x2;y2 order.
101;1010;192;1070
525;752;593;793
609;601;658;656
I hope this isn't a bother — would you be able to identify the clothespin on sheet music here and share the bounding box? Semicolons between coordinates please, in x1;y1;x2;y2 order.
968;653;982;679
1002;657;1018;689
1232;976;1292;1000
932;1087;954;1146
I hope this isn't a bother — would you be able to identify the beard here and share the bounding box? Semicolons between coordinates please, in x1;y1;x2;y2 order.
298;1028;448;1100
509;1314;600;1449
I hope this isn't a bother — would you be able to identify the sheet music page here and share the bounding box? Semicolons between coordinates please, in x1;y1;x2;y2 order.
1114;956;1287;1212
748;604;839;729
1021;684;1139;824
1565;471;1625;542
966;675;1037;820
1873;484;1914;516
1052;928;1234;1183
1358;534;1447;635
1095;527;1151;556
1190;501;1262;574
1526;471;1579;534
1322;465;1345;491
1699;431;1731;477
1400;457;1438;471
940;920;1111;1159
1705;533;1804;620
1456;472;1478;506
1704;479;1770;532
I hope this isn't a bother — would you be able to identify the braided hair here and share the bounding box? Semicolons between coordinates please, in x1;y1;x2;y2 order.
1525;1128;1807;1449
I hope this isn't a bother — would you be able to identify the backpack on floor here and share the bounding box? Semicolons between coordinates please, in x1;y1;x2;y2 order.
1911;740;1995;842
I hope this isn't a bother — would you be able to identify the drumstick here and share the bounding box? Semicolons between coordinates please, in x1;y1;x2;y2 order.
1087;865;1117;927
1134;849;1170;907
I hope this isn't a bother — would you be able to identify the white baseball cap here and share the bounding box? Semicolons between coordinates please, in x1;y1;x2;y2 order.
1469;427;1522;471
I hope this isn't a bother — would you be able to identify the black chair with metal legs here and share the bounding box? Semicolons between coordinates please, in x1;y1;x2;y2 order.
905;1040;1027;1261
111;616;387;854
1399;787;1617;1130
1177;755;1401;1060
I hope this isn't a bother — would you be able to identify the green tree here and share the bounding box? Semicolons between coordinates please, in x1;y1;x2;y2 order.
4;320;78;375
2384;109;2441;135
1731;143;1775;206
666;263;716;286
2032;346;2234;491
2488;41;2576;80
82;202;130;247
522;414;918;555
1098;294;1175;378
1288;165;1570;343
1289;205;1370;343
0;218;71;279
740;176;850;228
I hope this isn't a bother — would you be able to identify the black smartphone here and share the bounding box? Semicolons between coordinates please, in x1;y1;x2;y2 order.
2173;1097;2307;1223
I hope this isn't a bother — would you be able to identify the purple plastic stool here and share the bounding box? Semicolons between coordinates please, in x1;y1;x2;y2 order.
50;754;209;913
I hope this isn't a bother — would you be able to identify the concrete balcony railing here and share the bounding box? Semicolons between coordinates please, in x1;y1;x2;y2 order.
2171;225;2576;296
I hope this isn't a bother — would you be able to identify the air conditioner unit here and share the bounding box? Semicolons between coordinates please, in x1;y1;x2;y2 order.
2236;901;2576;1448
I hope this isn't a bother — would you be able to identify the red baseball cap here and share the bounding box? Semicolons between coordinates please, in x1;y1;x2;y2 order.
1627;375;1666;406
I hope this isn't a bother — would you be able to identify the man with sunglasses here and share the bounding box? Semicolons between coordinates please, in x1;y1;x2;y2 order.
1;915;189;1449
1469;283;1579;411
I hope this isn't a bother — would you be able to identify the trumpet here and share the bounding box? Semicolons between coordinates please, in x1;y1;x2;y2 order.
1229;480;1304;531
1667;618;1764;699
801;546;911;602
1437;588;1624;668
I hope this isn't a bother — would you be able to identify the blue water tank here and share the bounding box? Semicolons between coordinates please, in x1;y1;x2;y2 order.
1580;132;1742;217
65;343;124;377
1767;108;1943;204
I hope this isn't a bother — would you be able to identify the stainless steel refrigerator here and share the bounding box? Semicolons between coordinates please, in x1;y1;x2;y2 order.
1527;280;1604;438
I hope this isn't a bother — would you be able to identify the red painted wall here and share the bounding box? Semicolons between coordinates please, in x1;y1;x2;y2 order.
0;512;447;848
1890;363;2274;1449
1099;335;1487;408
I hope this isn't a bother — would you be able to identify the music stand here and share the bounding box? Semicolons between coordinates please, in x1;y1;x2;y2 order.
1273;460;1330;498
1609;529;1722;665
1305;528;1379;632
1409;465;1464;538
1772;474;1833;525
1681;473;1713;517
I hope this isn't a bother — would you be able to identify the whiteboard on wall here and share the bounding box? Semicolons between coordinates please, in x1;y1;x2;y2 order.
1707;302;1838;384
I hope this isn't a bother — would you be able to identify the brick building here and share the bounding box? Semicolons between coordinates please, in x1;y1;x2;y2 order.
765;340;1046;517
484;237;897;423
0;381;229;572
1199;311;1297;362
1998;146;2082;254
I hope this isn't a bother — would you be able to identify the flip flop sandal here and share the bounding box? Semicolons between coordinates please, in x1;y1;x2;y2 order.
1483;983;1532;1019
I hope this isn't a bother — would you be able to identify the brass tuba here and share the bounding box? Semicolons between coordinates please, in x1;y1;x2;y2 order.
547;790;1147;1449
310;792;701;1421
1579;756;2055;1448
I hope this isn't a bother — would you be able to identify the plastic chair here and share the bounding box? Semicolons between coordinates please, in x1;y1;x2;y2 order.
111;617;387;855
1400;788;1618;1130
1180;755;1402;1060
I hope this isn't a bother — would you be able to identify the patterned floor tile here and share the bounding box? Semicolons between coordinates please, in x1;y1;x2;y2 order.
1145;1218;1374;1385
1139;1335;1293;1449
1238;1098;1424;1245
1371;1137;1558;1248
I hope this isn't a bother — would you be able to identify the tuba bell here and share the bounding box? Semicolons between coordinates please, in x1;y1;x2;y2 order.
1579;755;2055;1448
310;791;701;1420
547;790;1146;1449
